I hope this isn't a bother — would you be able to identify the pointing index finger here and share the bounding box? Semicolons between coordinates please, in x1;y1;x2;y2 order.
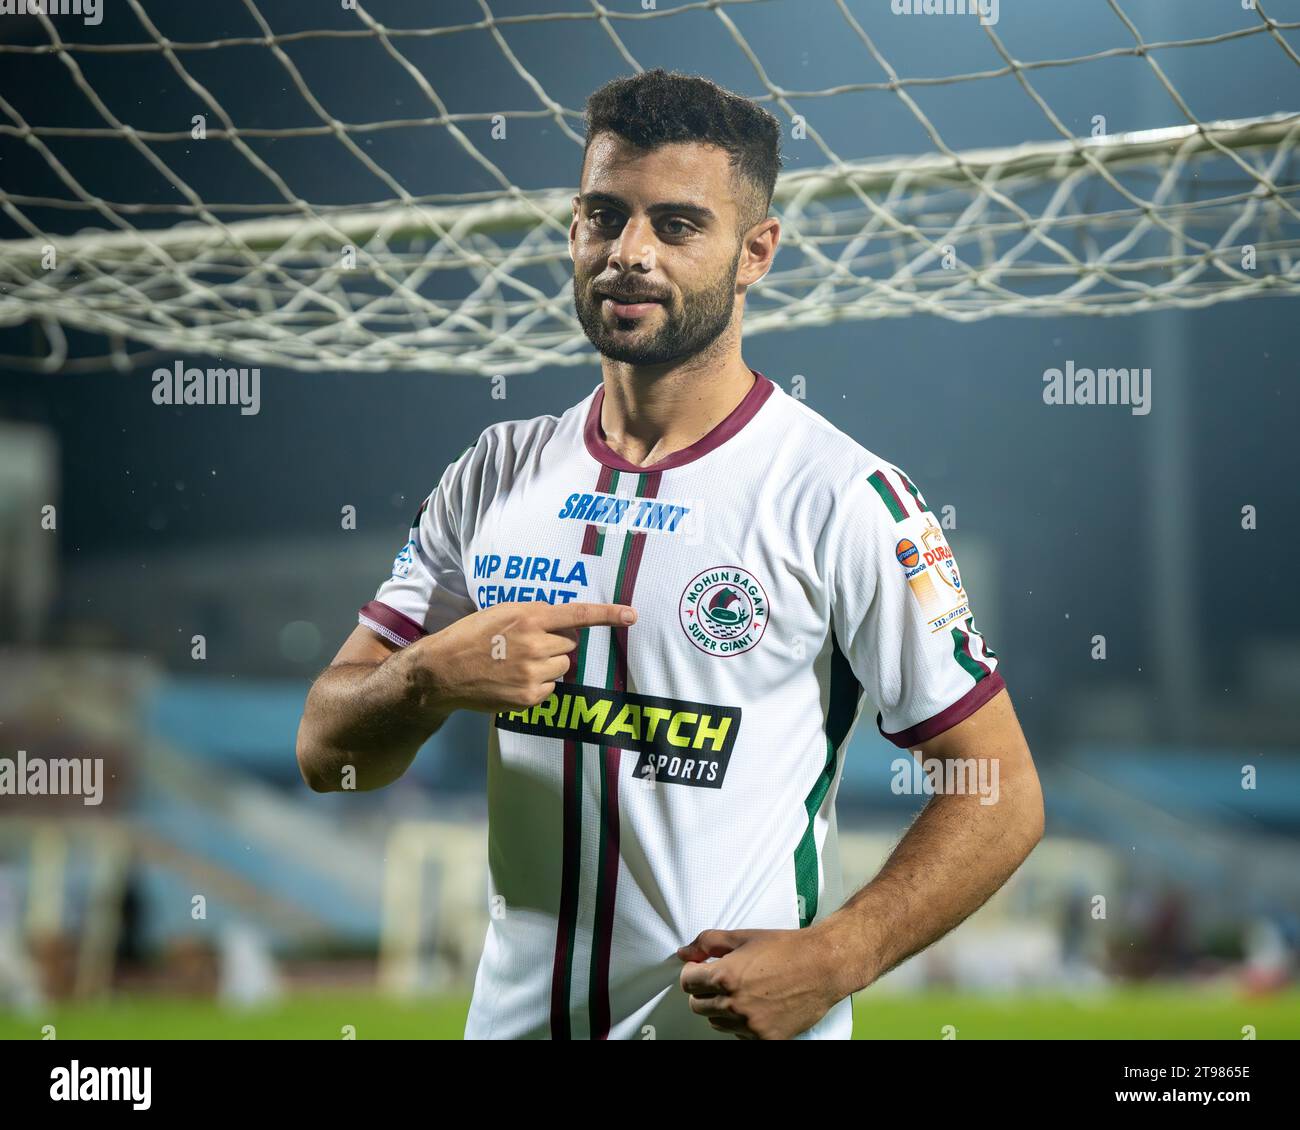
538;602;636;630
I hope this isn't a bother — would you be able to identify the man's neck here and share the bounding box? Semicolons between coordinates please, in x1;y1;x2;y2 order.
597;353;757;469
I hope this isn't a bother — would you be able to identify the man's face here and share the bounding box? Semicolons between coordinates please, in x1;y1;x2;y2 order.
570;134;748;366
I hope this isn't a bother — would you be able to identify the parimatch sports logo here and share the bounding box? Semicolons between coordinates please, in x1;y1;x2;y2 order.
495;682;742;788
678;566;769;656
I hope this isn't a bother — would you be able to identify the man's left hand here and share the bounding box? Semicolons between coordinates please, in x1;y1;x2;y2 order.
676;928;842;1040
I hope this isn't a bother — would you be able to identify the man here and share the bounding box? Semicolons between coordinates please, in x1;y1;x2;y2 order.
296;69;1043;1040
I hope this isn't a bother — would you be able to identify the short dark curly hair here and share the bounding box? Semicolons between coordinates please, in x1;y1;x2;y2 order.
582;69;783;236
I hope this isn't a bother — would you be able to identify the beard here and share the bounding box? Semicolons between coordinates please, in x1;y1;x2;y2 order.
573;244;741;366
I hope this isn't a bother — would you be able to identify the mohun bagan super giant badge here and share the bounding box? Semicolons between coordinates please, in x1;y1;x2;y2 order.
679;566;769;655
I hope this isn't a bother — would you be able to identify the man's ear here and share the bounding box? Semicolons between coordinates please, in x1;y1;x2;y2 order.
739;217;780;288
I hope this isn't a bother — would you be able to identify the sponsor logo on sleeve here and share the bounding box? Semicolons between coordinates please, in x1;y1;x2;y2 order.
389;495;430;579
391;538;416;579
896;517;969;633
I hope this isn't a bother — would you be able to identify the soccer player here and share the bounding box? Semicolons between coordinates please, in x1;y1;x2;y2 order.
296;69;1044;1040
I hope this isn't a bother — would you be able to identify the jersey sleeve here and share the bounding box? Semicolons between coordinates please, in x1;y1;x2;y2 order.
358;444;480;648
824;462;1004;748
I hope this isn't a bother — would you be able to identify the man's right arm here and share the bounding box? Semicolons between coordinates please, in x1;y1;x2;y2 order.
295;624;449;793
295;602;637;793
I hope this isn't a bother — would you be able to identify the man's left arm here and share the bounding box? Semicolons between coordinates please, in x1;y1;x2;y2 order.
677;688;1043;1039
678;688;1041;1038
680;462;1045;1037
814;685;1043;993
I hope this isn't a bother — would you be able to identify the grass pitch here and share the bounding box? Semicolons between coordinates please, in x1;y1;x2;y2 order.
2;988;1297;1040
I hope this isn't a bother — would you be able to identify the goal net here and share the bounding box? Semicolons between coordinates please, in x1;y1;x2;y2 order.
1;0;1297;375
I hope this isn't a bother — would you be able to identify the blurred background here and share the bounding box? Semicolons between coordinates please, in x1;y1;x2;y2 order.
1;0;1298;1038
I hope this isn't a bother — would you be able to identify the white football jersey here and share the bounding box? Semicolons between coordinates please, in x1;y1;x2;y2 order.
360;372;1003;1040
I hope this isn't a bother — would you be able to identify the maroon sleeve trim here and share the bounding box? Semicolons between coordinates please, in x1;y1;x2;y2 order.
877;671;1007;749
358;600;427;647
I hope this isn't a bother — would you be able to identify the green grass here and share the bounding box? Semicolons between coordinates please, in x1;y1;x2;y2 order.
850;989;1300;1040
0;993;470;1041
3;988;1298;1039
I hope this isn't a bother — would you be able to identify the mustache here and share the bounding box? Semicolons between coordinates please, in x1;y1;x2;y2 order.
591;281;670;304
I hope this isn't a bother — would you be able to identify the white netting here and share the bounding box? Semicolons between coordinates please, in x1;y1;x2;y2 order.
0;0;1298;374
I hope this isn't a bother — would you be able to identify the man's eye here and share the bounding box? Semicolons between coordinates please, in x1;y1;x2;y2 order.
590;211;621;228
661;219;693;237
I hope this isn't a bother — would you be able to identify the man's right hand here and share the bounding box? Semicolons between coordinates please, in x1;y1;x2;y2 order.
397;601;637;715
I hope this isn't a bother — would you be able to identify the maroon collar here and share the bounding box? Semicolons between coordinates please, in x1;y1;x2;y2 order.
583;369;775;473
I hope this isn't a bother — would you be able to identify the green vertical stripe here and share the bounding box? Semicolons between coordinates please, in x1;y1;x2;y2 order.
589;472;646;1024
794;632;861;929
950;623;988;681
966;615;996;658
898;472;930;513
604;535;632;688
575;625;591;678
602;473;640;689
867;470;908;523
794;739;837;928
557;471;620;1036
557;633;590;1032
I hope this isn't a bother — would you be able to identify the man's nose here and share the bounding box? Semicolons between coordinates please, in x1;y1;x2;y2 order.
610;217;656;272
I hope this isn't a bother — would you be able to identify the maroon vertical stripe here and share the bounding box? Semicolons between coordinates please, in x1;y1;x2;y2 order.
549;737;581;1040
590;744;622;1040
589;471;660;1039
581;463;617;555
869;468;910;520
896;468;929;511
550;463;616;1039
958;624;992;677
610;472;657;693
548;634;587;1038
